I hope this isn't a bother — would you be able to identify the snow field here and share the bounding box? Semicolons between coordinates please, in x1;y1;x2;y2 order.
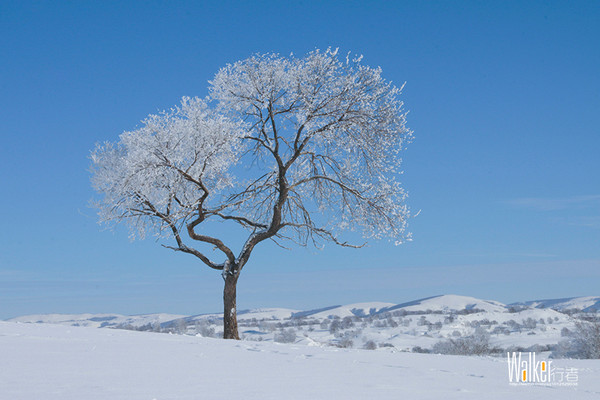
1;321;599;400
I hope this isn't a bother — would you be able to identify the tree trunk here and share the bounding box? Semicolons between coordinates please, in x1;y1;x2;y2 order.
223;273;240;339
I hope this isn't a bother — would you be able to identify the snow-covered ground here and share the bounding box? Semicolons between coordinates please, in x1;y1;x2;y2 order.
1;321;599;400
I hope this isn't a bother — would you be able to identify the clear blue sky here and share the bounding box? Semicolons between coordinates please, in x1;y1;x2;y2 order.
1;1;599;319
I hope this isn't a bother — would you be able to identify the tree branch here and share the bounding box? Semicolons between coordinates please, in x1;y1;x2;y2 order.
187;218;236;264
139;199;224;270
281;222;365;248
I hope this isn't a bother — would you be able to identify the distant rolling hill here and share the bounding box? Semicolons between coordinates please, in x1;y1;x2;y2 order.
7;294;598;353
510;296;600;312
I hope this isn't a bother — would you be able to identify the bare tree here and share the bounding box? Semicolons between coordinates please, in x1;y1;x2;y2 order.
90;48;412;339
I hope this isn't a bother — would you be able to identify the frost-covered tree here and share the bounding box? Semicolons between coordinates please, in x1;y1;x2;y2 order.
274;328;297;344
554;320;600;359
90;48;412;339
432;327;493;356
364;340;378;350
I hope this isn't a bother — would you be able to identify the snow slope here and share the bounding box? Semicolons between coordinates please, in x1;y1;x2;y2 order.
382;294;507;314
512;296;600;312
8;313;185;328
292;302;396;319
1;321;598;400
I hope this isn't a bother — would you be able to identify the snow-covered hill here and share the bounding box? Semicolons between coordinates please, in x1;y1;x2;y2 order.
381;294;507;314
511;296;600;312
6;294;597;354
1;321;599;400
291;302;395;319
8;312;185;328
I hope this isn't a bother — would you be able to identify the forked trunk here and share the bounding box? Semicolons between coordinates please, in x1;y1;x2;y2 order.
223;273;240;339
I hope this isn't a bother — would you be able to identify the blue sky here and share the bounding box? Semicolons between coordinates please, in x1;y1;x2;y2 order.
1;1;599;319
